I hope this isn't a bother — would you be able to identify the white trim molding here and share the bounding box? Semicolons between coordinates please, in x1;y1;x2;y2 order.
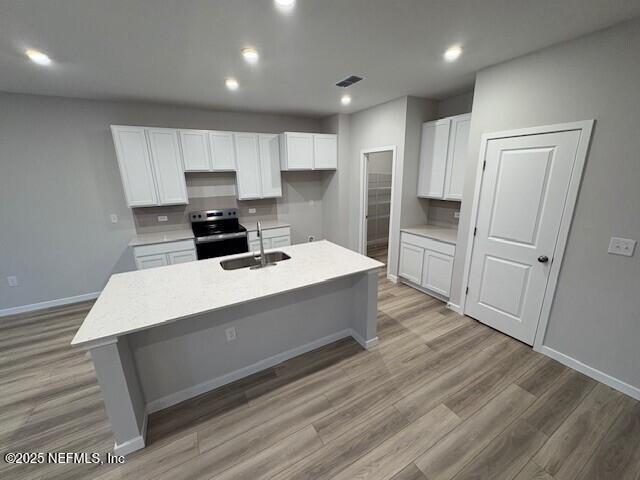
113;414;148;456
538;346;640;401
459;120;595;350
446;302;463;314
0;291;100;318
358;145;398;279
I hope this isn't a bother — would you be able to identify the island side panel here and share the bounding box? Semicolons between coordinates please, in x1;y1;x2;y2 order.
89;337;147;455
350;269;380;349
128;275;361;413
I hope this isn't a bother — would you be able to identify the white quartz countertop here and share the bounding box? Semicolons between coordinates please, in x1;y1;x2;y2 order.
243;220;290;232
129;229;194;247
401;225;459;245
72;241;383;347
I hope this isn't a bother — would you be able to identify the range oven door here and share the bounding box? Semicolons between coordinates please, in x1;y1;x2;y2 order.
195;234;249;260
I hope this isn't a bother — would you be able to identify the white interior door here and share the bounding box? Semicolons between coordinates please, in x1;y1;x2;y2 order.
466;129;582;344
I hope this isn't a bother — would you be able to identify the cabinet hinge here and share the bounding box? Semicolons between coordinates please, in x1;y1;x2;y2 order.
482;161;487;171
473;227;477;237
466;286;469;294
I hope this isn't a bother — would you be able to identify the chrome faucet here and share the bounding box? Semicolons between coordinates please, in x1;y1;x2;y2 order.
250;221;274;269
257;221;266;268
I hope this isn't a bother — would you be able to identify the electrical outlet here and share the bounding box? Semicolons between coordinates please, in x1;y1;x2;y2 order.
7;276;18;287
608;237;636;257
225;327;237;342
157;215;168;222
248;208;256;214
308;235;315;242
110;214;119;224
454;211;461;219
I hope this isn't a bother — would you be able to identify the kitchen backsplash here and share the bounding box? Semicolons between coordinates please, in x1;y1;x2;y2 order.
427;199;460;227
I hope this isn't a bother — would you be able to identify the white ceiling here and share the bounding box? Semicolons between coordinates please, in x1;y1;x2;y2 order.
1;0;639;116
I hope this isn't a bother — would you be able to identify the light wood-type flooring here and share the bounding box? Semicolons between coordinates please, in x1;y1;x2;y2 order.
2;264;640;480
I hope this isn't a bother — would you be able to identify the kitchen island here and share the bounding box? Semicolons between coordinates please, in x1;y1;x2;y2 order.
71;241;383;455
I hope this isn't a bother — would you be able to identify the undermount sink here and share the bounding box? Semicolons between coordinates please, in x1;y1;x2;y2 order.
220;251;291;270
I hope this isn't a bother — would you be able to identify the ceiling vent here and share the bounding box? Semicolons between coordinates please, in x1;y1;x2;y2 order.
336;75;364;88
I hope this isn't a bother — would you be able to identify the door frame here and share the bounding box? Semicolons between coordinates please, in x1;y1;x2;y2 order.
358;145;397;273
459;120;594;349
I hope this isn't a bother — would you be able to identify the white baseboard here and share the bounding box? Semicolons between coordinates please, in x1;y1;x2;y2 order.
349;329;378;350
446;302;463;314
538;345;640;401
387;274;398;284
0;291;100;318
146;329;356;413
113;413;147;456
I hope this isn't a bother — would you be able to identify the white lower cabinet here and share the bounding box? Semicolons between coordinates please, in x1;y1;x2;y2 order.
399;243;424;284
247;227;291;253
133;239;196;270
421;250;454;297
399;232;455;298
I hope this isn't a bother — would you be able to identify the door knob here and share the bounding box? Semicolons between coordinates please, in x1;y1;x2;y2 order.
538;255;549;263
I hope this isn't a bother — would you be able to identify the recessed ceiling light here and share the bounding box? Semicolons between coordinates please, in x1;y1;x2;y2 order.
225;77;239;91
444;45;463;62
241;47;259;64
25;49;52;66
274;0;295;10
340;94;352;106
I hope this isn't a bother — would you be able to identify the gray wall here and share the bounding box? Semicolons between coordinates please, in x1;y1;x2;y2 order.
437;91;474;118
320;114;350;248
0;92;322;310
453;19;640;390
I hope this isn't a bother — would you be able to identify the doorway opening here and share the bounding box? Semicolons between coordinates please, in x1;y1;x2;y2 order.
362;149;394;266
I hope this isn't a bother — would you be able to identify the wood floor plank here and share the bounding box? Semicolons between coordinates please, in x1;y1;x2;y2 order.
272;405;409;480
390;463;428;480
211;425;323;480
513;461;555;480
331;404;461;480
575;401;640;480
520;369;596;437
450;418;548;480
515;356;568;398
533;383;630;480
193;394;332;477
415;384;536;480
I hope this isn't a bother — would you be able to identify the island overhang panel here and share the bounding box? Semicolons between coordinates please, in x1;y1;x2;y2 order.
72;241;383;455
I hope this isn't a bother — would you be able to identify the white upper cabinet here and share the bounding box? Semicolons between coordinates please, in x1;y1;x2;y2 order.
258;134;283;198
234;133;262;200
280;132;314;170
444;114;471;200
313;134;338;169
417;119;451;198
417;114;471;201
111;126;158;207
112;126;187;207
280;132;337;170
209;131;237;171
146;128;189;205
179;129;211;172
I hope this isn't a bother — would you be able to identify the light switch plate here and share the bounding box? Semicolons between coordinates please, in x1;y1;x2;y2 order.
157;215;168;222
110;214;118;224
7;276;18;287
608;237;636;257
454;211;461;219
248;208;256;214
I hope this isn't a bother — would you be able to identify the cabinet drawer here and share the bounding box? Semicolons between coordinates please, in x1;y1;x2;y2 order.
400;232;455;256
270;235;291;248
133;239;195;257
135;254;168;270
247;227;291;242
